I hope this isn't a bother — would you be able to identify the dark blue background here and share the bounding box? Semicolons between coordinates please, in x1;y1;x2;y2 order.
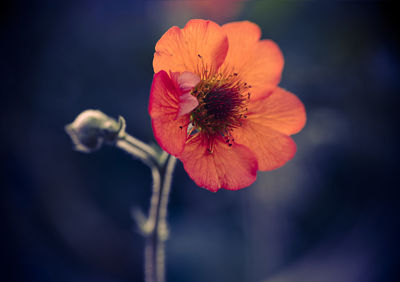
1;1;399;281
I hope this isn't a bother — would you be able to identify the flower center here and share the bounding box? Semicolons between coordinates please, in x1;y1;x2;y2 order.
189;72;250;143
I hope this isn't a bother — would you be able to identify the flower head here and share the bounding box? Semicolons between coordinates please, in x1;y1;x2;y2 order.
65;110;124;153
149;19;306;192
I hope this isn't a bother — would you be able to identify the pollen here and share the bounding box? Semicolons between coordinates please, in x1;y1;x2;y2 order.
189;70;251;145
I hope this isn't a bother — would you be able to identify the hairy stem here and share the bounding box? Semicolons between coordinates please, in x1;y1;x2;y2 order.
122;133;160;163
66;111;175;282
144;166;162;282
142;155;176;282
156;156;177;282
117;136;175;282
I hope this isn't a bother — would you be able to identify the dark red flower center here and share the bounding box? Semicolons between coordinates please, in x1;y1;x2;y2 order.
189;72;251;145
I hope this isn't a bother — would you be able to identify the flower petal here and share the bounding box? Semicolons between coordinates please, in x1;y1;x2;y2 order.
232;121;297;171
174;71;200;116
179;134;258;192
178;92;199;117
154;19;229;75
176;71;201;93
149;71;188;156
222;21;284;100
247;87;306;135
223;20;261;49
149;71;178;118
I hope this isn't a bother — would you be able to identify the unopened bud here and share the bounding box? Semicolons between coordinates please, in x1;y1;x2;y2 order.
65;109;125;153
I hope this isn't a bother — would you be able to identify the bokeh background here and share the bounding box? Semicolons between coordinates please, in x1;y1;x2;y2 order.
1;1;399;281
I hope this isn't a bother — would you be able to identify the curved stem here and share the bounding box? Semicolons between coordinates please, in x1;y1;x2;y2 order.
156;156;177;282
116;139;154;168
122;134;160;163
159;156;177;234
117;137;176;282
144;166;162;282
143;155;176;282
66;111;176;282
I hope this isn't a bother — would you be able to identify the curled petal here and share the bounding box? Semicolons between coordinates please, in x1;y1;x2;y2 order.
149;71;188;156
174;71;200;116
154;19;229;75
178;92;199;117
179;134;258;192
247;87;306;135
222;21;284;100
170;71;201;93
232;121;297;171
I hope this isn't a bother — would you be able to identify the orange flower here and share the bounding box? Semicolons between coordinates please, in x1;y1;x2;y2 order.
149;19;306;192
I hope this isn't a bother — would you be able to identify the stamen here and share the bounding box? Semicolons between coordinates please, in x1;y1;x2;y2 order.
187;69;250;151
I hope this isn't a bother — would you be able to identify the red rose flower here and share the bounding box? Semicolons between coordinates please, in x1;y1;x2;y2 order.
149;19;306;192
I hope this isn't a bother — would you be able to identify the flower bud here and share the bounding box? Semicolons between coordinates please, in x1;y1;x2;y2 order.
65;109;125;153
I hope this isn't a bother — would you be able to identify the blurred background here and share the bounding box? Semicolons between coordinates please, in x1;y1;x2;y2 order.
1;1;399;281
